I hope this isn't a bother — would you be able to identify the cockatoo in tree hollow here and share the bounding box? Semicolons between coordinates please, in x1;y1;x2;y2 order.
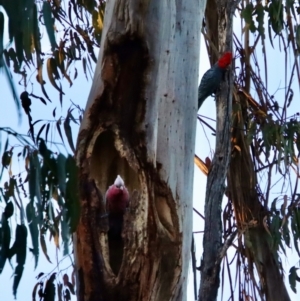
105;175;129;238
198;52;233;110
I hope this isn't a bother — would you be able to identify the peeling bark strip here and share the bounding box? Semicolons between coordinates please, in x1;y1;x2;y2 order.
199;1;240;301
74;1;202;301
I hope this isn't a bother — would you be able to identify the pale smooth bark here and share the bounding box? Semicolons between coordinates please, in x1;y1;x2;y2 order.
74;1;204;300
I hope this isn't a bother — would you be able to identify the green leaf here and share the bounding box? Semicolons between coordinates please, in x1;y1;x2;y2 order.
3;64;20;117
65;280;75;295
78;0;97;14
30;93;47;105
65;156;79;233
270;197;278;213
29;151;43;223
261;124;271;159
4;201;14;218
5;178;16;200
0;137;9;180
32;282;42;301
0;11;4;56
64;111;76;154
291;208;300;256
255;3;265;39
47;58;64;94
36;62;52;102
286;0;297;19
270;213;281;252
289;266;298;293
0;213;11;273
57;154;67;196
268;0;284;35
64;288;71;301
53;215;60;249
7;47;20;72
45;123;50;143
40;232;52;263
36;63;44;86
296;25;300;51
14;32;24;66
241;3;253;24
0;11;21;120
59;82;64;105
1;0;23;62
82;57;87;80
57;283;63;301
2;150;12;169
13;264;24;298
32;3;42;55
294;208;300;233
26;202;39;269
43;273;56;301
42;1;57;51
52;107;56;118
36;124;47;144
241;3;256;32
10;225;27;298
22;0;35;62
56;118;64;143
282;219;290;248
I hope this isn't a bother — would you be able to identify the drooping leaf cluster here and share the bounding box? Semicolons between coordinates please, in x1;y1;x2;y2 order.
0;0;104;107
0;1;98;298
0;128;79;297
20;89;81;152
239;0;300;79
240;0;300;47
32;271;76;301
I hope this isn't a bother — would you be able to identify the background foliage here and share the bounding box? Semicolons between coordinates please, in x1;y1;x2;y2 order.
0;0;300;300
0;0;103;299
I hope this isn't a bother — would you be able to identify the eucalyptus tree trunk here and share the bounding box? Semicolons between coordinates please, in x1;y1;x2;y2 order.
199;1;239;300
73;1;204;300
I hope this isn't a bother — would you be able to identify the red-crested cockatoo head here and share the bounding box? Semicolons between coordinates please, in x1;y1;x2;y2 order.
198;51;233;109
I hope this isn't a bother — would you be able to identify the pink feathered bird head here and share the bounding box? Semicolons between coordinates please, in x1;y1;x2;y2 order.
105;175;129;214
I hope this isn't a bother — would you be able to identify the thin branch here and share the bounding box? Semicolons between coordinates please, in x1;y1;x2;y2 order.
218;229;238;264
193;207;205;220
